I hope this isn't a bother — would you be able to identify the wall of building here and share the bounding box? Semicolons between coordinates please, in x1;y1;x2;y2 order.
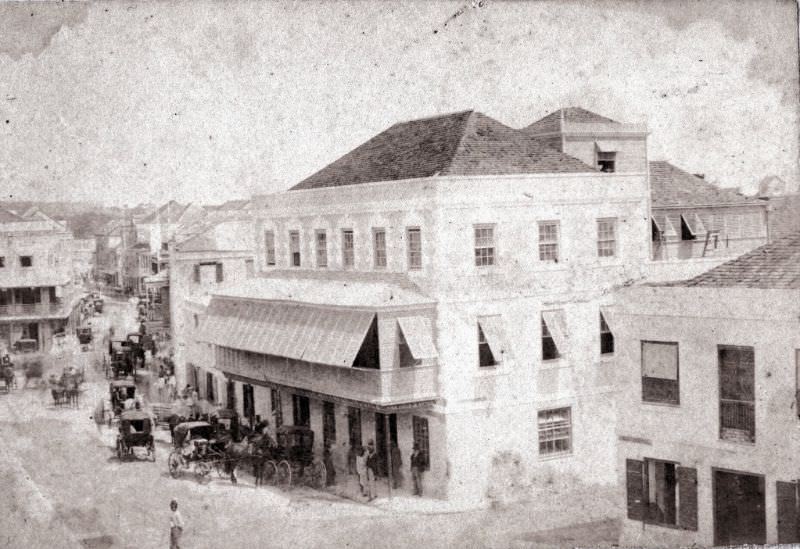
615;285;800;546
563;135;648;173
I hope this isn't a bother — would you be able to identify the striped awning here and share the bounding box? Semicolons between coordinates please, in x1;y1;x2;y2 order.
397;316;438;360
199;298;375;368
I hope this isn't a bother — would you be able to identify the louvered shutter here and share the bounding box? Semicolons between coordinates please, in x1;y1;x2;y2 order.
193;264;200;283
777;481;800;543
626;459;645;520
677;466;698;530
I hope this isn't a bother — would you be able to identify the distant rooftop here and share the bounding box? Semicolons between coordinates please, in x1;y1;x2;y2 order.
650;161;761;208
139;200;189;224
524;107;619;134
0;208;24;223
675;232;800;289
290;110;595;191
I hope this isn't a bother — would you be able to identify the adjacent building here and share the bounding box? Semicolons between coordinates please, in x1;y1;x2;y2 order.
0;208;82;353
615;233;800;546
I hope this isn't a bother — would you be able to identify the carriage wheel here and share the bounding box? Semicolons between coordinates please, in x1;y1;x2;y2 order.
195;461;212;480
276;460;292;487
263;461;278;486
308;461;326;490
167;451;182;478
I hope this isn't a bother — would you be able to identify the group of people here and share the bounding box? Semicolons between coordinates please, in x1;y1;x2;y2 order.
352;441;426;499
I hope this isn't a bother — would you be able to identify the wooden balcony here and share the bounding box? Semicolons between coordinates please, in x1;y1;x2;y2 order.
0;302;65;317
217;347;438;408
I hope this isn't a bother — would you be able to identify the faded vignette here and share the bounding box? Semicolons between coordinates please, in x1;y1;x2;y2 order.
0;1;798;549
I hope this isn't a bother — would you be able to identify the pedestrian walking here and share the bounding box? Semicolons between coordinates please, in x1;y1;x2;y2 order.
167;374;177;401
169;499;184;549
410;443;425;496
365;440;378;501
355;446;367;496
91;398;106;436
156;374;165;402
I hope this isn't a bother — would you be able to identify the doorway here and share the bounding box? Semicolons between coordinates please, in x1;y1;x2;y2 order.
374;412;397;477
713;469;766;545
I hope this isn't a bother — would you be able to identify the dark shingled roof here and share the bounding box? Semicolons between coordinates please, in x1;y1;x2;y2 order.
290;111;595;190
677;232;800;289
650;161;761;208
524;107;618;134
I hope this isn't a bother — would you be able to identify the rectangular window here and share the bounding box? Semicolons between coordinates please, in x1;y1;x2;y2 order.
242;384;255;424
342;229;355;268
289;231;301;267
245;259;254;278
538;222;559;262
315;230;328;268
541;316;560;361
373;228;387;268
719;345;755;443
597;151;616;172
19;256;33;268
271;389;283;428
477;322;497;367
474;224;495;267
206;372;215;402
0;256;4;267
600;312;614;355
192;265;200;283
642;341;679;404
161;242;169;251
264;230;276;266
645;459;678;525
412;416;430;472
215;262;224;283
292;394;310;427
323;401;336;446
407;228;422;270
597;218;617;257
538;407;572;456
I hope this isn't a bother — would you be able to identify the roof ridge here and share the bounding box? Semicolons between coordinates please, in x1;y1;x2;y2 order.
441;111;481;175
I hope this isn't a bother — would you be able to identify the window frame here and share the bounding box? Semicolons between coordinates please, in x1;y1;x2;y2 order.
538;221;559;262
597;151;617;173
289;230;301;267
406;227;422;270
264;230;276;266
718;344;755;443
600;312;614;355
597;218;617;258
473;224;496;267
0;256;5;268
315;229;328;268
541;316;560;361
641;340;680;405
342;229;355;268
477;322;498;368
19;255;33;268
373;228;387;269
537;407;572;458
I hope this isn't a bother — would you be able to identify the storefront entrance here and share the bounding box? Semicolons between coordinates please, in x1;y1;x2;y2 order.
374;412;397;477
713;469;766;545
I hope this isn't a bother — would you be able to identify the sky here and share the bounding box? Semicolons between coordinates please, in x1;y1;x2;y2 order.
0;0;797;206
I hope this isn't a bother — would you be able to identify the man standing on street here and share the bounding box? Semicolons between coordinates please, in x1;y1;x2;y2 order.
365;440;378;501
169;499;184;548
410;443;424;496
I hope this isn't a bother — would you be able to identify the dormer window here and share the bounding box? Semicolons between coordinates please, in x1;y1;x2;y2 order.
597;151;616;173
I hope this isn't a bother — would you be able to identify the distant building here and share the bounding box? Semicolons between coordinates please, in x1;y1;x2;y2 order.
0;208;81;353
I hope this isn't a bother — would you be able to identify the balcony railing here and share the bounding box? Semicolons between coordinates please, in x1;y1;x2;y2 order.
218;348;438;406
0;301;67;317
720;399;755;443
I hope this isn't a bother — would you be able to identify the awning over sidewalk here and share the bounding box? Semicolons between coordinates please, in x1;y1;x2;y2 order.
199;298;376;368
397;316;438;360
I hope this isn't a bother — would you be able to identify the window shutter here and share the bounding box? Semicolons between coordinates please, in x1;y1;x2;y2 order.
677;466;698;530
215;263;223;282
193;265;200;283
626;459;645;521
777;481;800;543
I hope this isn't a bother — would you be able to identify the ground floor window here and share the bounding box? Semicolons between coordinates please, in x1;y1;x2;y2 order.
777;480;800;543
537;407;572;457
226;379;236;410
626;458;697;530
242;384;255;425
293;394;310;427
412;416;430;472
271;389;283;428
206;372;214;402
714;469;764;545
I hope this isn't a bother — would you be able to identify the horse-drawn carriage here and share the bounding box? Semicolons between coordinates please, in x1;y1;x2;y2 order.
77;327;93;346
258;425;326;488
108;379;136;424
167;421;230;480
107;340;135;379
48;369;82;407
116;409;155;461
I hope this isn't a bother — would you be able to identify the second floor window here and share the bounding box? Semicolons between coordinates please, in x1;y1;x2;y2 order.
538;222;559;262
538;407;572;456
289;231;301;267
264;230;276;266
597;151;616;172
373;229;387;268
597;219;617;257
641;341;679;404
342;229;354;268
474;225;495;267
600;312;614;355
315;230;328;268
407;228;422;270
719;345;755;443
19;256;33;268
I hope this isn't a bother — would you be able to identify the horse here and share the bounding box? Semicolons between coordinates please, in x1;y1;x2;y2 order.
223;437;251;484
248;433;276;486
